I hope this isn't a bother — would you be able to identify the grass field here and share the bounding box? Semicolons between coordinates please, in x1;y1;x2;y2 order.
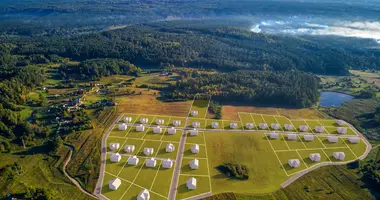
189;99;210;118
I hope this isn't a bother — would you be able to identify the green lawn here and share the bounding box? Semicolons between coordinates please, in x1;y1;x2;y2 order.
143;127;166;140
189;99;209;118
156;141;179;159
323;148;357;162
276;151;308;175
122;139;145;155
343;138;367;157
262;115;283;131
186;131;206;144
299;136;325;149
304;120;326;133
125;126;148;139
265;134;289;151
168;117;187;128
187;118;207;129
134;161;162;189
283;135;307;150
109;125;132;137
180;158;209;176
205;119;224;130
290;120;310;132
152;115;172;126
176;176;211;200
106;137;127;153
161;130;183;142
136;141;162;157
136;114;157;125
105;154;129;174
183;144;207;158
297;149;331;167
102;173;132;200
121;184;166;200
238;113;255;129
120;113;140;124
251;114;267;130
222;120;243;130
151;165;175;197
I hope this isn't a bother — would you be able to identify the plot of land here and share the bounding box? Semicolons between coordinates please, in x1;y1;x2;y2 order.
189;99;210;118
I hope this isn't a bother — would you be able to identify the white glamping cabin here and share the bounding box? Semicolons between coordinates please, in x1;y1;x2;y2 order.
156;119;165;125
191;110;198;117
109;178;121;191
259;123;268;130
144;148;154;156
186;177;197;190
191;144;200;154
190;129;198;136
328;136;338;143
315;126;324;133
173;120;181;127
299;125;309;132
349;137;360;144
284;124;294;131
140;118;149;124
304;135;314;141
211;122;219;129
333;152;345;160
118;123;128;131
337;127;347;134
124;145;135;153
336;120;346;126
109;143;120;151
128;156;139;166
146;158;157;168
189;159;199;170
168;127;176;135
287;134;297;140
137;189;150;200
166;143;175;152
246;123;254;129
110;153;121;163
153;126;162;134
162;159;173;169
123;117;132;123
136;124;145;132
230;123;238;129
269;132;279;139
288;159;300;168
192;122;200;128
271;123;280;130
309;153;321;162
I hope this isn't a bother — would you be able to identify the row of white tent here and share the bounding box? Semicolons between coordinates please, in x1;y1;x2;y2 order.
109;143;200;154
288;151;347;168
121;116;183;126
268;132;361;144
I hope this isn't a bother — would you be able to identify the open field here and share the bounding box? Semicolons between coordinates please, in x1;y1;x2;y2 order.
189;99;210;118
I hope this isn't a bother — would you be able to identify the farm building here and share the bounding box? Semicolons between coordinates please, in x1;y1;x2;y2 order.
304;135;314;141
123;117;132;123
128;156;139;165
349;137;360;144
186;177;197;190
337;127;347;134
299;125;309;132
144;148;154;156
137;189;150;200
168;127;176;134
118;123;128;131
288;159;300;168
315;126;324;133
284;124;294;131
162;159;173;169
140;118;149;124
259;123;268;129
287;134;297;140
190;129;198;136
189;159;199;169
109;143;120;151
153;126;162;134
110;153;121;163
146;158;157;168
124;145;135;153
336;120;346;126
211;122;219;129
191;110;198;117
191;144;200;154
328;136;338;143
156;119;165;125
192;122;200;128
109;178;121;191
136;124;145;132
309;153;321;162
271;123;280;130
230;123;238;129
333;152;345;160
269;132;279;139
246;123;254;129
166;143;175;152
173;120;181;127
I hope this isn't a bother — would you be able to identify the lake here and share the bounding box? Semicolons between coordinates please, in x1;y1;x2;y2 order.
319;92;354;107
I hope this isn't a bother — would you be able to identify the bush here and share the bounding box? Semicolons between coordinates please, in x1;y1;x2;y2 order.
216;163;249;180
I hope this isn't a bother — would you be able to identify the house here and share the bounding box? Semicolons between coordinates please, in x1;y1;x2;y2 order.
230;123;238;129
128;156;139;165
309;153;321;162
186;177;197;190
192;122;200;128
284;124;294;131
337;127;347;134
144;148;154;156
349;137;360;144
191;110;198;117
211;122;219;129
189;159;199;169
136;124;145;132
259;123;268;129
271;123;280;130
333;152;345;160
173;120;181;127
124;145;135;153
287;134;297;140
110;153;121;162
109;178;121;190
166;143;175;152
246;123;254;129
123;117;132;123
153;126;162;134
168;127;176;135
288;159;300;168
269;132;279;139
146;158;157;168
162;159;173;169
140;118;149;124
118;123;128;131
314;126;324;133
191;144;200;154
304;135;314;141
299;125;309;132
190;129;198;136
137;189;150;200
336;120;346;126
109;143;120;150
156;119;164;125
328;136;338;143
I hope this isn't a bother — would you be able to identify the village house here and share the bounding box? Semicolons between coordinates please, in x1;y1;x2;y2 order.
211;122;219;129
333;152;345;160
137;189;150;200
144;148;154;156
309;153;321;162
186;177;197;190
259;123;268;129
128;156;139;165
153;126;162;134
328;136;338;143
110;153;121;163
287;134;297;140
337;127;347;134
146;158;157;168
168;127;176;134
109;143;120;151
190;129;198;136
191;110;198;117
136;124;145;132
299;125;309;132
191;144;200;154
192;122;200;128
123;117;132;123
140;118;149;124
269;132;279;139
304;135;314;141
156;119;165;125
109;178;121;190
288;159;300;168
189;159;199;169
166;143;175;152
173;120;181;127
118;123;128;131
271;123;280;130
315;126;324;133
124;145;135;153
246;123;254;129
349;137;360;144
284;124;294;131
162;159;173;169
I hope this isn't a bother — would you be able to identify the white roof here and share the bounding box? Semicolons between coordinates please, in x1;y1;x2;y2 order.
137;189;150;200
189;159;199;169
186;177;197;190
246;123;254;129
166;143;175;152
156;119;164;124
259;123;268;129
309;153;321;162
125;145;135;153
168;127;176;134
128;156;139;165
284;124;293;130
287;134;297;140
109;143;120;150
191;144;200;154
162;159;173;169
123;117;132;123
192;122;200;128
315;126;324;132
146;158;157;168
336;120;346;126
118;123;128;130
304;135;314;141
190;129;198;136
333;152;345;160
153;126;162;133
337;127;347;134
349;137;360;143
269;132;279;139
230;123;238;128
140;118;149;123
288;159;300;168
173;120;181;126
328;136;338;143
271;123;280;130
109;178;121;190
110;153;121;162
299;125;309;131
144;148;154;156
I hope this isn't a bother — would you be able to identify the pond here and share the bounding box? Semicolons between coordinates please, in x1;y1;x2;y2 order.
319;92;354;107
